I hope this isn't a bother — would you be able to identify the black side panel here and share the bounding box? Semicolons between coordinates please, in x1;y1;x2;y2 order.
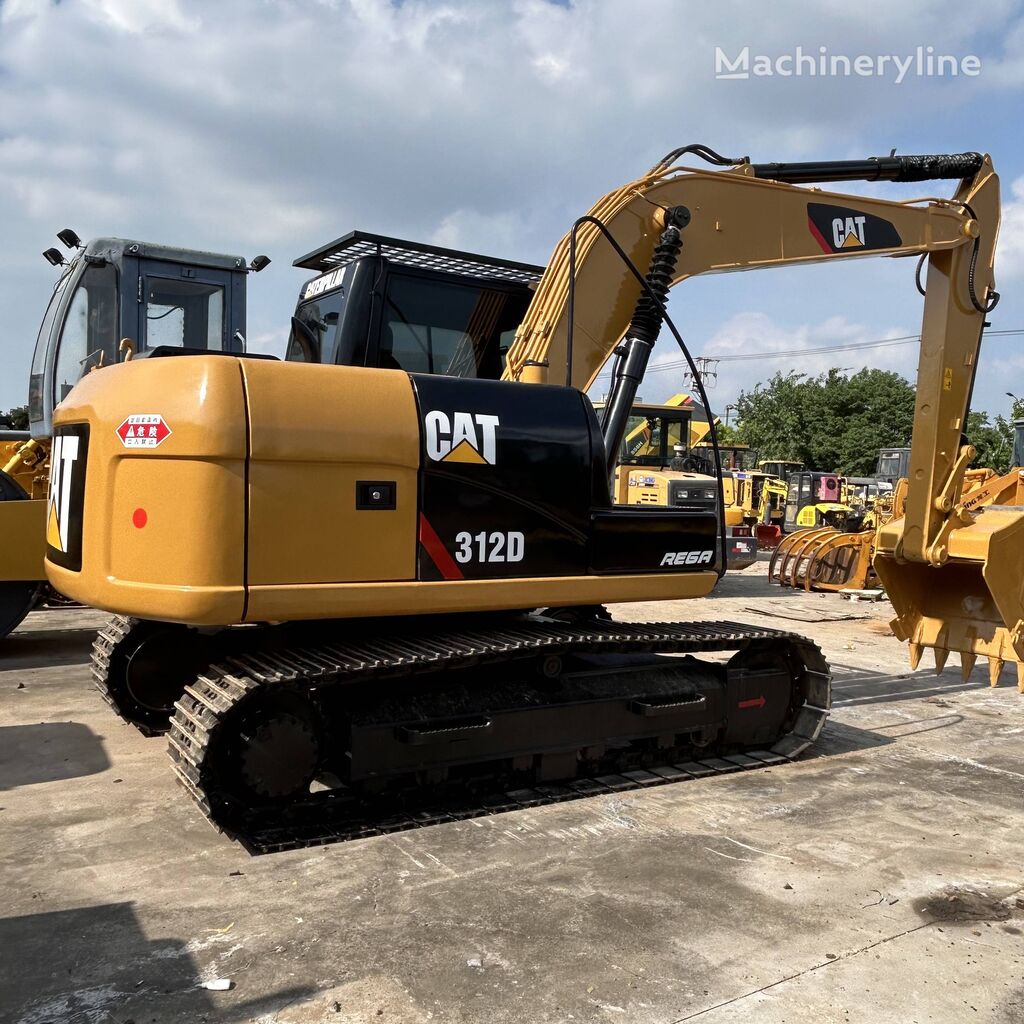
46;424;89;572
410;375;593;579
589;508;718;575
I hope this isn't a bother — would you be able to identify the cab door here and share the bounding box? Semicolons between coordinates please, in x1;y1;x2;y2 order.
130;260;246;353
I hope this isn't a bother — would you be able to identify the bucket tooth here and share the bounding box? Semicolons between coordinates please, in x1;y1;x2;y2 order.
961;652;977;681
988;657;1004;688
1016;662;1024;694
908;642;923;670
933;648;949;675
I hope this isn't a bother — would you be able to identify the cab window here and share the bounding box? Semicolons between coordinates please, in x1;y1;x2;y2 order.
877;455;902;479
289;288;347;364
144;278;225;350
30;271;73;420
53;262;118;403
381;273;528;378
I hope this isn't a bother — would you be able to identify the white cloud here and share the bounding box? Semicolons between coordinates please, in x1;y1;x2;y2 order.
80;0;199;34
626;311;916;407
1;0;1023;411
997;175;1024;279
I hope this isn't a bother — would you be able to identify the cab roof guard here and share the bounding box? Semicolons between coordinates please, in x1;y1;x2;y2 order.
293;230;543;284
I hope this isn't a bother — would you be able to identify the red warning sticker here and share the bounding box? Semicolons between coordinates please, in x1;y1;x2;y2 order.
116;414;172;449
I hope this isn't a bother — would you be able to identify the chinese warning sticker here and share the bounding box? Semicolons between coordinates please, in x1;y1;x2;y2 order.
116;414;172;449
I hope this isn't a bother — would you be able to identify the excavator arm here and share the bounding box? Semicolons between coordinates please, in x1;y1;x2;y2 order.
505;148;1008;684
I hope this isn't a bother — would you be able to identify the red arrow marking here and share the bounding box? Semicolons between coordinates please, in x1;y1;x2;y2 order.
738;696;766;709
807;216;832;253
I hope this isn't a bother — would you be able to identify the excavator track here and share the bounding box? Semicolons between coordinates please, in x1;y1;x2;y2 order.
92;616;155;731
167;617;830;854
94;615;219;736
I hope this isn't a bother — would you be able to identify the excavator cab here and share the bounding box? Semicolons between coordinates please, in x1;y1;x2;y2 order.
760;460;803;481
875;448;911;486
28;237;249;441
0;235;250;641
285;231;540;377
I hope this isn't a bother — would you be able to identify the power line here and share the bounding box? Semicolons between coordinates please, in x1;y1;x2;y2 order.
616;328;1024;377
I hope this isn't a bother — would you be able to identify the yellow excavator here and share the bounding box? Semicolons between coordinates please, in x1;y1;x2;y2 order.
0;231;257;641
46;146;1005;850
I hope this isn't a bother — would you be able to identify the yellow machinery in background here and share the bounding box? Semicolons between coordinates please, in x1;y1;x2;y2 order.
614;399;758;569
769;439;1024;600
0;232;254;641
45;146;1012;850
751;474;790;547
769;478;907;592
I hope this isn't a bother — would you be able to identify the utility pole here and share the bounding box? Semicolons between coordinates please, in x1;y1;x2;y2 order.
684;356;719;391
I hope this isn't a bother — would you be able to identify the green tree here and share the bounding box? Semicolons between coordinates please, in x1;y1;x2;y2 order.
713;422;740;445
966;402;1024;474
730;371;809;466
732;368;916;474
0;406;28;431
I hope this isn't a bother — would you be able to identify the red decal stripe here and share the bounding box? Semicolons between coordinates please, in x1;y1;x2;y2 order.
418;513;464;580
807;216;832;254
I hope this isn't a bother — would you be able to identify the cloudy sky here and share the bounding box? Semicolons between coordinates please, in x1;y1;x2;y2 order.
2;0;1024;420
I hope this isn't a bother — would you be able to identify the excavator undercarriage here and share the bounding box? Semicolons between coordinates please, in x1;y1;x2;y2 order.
164;614;827;852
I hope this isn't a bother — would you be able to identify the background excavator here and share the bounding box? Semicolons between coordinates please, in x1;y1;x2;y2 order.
607;397;758;569
45;146;1003;851
0;232;256;642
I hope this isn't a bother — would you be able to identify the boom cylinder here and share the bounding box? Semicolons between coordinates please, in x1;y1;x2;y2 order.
600;210;688;470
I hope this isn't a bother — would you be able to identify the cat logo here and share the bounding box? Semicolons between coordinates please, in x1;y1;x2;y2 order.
807;202;902;255
424;411;500;465
832;215;867;249
46;427;88;570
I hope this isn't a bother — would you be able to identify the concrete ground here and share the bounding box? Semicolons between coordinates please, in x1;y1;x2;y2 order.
2;560;1023;1024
